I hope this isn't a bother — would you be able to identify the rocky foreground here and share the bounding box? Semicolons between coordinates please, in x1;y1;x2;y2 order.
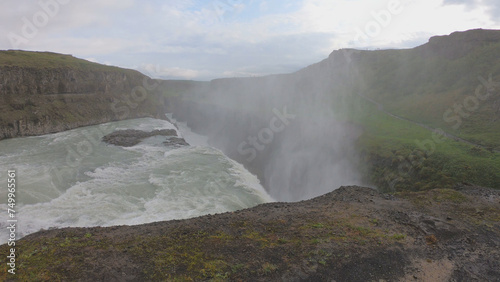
1;185;499;281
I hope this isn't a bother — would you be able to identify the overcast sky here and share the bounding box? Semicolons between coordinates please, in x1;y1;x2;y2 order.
1;0;499;80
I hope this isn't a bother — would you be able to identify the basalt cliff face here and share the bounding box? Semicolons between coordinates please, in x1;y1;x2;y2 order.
0;51;166;140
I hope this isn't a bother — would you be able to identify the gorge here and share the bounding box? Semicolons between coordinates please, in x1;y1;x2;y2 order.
0;29;499;280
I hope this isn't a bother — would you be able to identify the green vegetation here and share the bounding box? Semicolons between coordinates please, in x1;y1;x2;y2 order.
0;50;131;73
336;94;500;192
353;38;500;150
310;223;326;229
326;31;500;192
391;234;407;240
262;262;278;274
0;215;412;281
0;233;112;281
397;189;469;207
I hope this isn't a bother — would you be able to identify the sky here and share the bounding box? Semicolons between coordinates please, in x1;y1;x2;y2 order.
1;0;500;80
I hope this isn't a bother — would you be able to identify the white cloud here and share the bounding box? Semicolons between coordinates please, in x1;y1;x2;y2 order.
138;63;200;80
84;57;98;63
1;0;500;80
289;0;500;50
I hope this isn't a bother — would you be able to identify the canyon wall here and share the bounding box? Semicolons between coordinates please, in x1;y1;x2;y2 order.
0;52;166;139
167;29;500;195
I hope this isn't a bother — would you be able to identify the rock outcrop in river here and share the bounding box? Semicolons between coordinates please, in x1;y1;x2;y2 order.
102;129;181;147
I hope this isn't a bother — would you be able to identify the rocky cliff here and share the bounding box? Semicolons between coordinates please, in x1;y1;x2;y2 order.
0;51;166;139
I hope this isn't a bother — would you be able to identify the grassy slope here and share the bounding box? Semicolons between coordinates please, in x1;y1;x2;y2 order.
0;50;132;73
336;95;500;192
354;38;500;149
338;31;500;191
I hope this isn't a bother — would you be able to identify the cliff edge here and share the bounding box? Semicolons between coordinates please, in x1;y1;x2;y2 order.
0;50;166;139
1;185;498;281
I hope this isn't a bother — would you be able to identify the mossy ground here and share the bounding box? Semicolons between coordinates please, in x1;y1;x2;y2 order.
1;186;499;281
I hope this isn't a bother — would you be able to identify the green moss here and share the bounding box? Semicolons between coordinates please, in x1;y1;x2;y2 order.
200;260;229;280
209;232;233;241
391;234;407;240
310;238;321;244
111;229;257;281
346;224;374;237
243;231;273;247
231;263;246;274
397;189;468;207
277;237;289;244
262;262;278;274
431;189;468;203
0;232;113;281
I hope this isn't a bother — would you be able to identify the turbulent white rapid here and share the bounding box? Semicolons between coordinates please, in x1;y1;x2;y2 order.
0;118;273;244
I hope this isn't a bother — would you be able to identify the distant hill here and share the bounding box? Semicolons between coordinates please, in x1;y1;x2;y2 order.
0;50;129;71
352;29;500;149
